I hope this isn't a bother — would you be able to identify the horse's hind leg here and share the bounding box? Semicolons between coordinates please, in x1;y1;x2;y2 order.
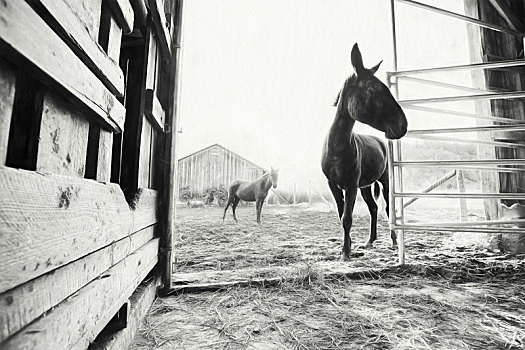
360;186;378;248
379;172;397;247
222;197;232;221
232;197;240;221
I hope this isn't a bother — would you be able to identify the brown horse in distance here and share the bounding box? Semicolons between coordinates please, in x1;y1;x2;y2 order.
223;168;279;224
321;44;407;260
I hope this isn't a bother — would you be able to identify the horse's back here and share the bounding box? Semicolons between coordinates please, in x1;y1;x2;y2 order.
229;180;257;201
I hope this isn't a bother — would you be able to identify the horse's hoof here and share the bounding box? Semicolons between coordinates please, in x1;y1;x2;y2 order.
361;242;374;249
342;251;365;260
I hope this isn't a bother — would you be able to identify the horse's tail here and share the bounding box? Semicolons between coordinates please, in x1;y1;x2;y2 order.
223;185;235;221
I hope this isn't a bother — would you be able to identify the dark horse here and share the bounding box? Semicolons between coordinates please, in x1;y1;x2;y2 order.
223;168;279;224
321;44;407;260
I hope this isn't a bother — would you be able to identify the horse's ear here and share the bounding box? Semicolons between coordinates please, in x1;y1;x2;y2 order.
369;60;382;75
351;43;365;76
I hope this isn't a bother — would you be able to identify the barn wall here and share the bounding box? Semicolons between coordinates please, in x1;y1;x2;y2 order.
0;0;181;348
464;0;525;253
177;144;265;198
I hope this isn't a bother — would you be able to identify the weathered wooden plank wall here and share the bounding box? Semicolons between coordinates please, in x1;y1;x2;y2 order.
0;0;182;347
464;0;525;253
177;144;265;197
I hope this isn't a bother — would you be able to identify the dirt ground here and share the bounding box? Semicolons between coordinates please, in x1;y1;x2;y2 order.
133;204;525;349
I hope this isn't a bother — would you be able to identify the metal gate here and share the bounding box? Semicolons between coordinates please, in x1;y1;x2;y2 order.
387;0;525;264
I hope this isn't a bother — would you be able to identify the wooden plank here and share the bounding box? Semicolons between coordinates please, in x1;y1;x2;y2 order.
97;129;114;183
145;29;158;91
28;0;125;97
138;119;152;188
149;128;158;189
107;17;123;63
64;1;103;41
147;0;171;58
0;0;125;132
107;0;135;34
130;0;148;27
36;92;90;177
0;166;158;294
145;89;166;130
130;188;159;231
492;130;525;140
2;239;159;350
120;44;146;196
487;0;524;33
99;4;123;64
0;226;155;342
464;0;500;220
90;277;159;350
0;62;16;165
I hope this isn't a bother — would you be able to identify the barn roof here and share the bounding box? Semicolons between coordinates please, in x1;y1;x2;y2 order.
178;143;265;171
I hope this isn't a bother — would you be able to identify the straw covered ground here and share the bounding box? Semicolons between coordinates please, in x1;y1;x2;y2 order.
133;204;525;349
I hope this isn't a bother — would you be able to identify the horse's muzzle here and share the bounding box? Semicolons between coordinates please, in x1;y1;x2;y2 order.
385;117;408;139
385;126;407;139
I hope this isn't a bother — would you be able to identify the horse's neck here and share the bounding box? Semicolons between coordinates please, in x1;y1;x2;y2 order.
261;173;271;191
327;107;357;155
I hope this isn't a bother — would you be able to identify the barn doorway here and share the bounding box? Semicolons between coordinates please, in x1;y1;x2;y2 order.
167;0;525;291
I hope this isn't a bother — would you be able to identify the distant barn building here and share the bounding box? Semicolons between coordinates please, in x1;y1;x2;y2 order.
178;144;265;196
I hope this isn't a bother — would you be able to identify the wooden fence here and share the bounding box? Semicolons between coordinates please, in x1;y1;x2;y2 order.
0;0;183;348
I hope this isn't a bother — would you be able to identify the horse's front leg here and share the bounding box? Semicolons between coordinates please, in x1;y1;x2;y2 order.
342;186;359;260
328;181;344;220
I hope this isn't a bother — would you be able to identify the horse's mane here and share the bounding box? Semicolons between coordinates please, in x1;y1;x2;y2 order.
333;89;341;107
333;75;357;107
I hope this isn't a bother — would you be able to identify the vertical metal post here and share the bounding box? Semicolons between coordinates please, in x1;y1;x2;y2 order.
160;0;184;296
390;0;398;74
457;170;468;220
389;0;405;264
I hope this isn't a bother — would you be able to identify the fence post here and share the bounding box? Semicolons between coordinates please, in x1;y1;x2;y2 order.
308;180;312;205
457;170;468;221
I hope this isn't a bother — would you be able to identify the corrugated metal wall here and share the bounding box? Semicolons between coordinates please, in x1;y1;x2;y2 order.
178;144;264;196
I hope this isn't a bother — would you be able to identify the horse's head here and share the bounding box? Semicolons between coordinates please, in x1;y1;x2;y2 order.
334;44;407;139
269;167;279;189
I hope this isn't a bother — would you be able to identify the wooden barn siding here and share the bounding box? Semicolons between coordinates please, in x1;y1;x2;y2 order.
0;0;165;347
0;0;126;132
177;145;264;197
0;60;16;165
30;0;125;97
465;0;525;203
89;276;160;350
464;0;525;254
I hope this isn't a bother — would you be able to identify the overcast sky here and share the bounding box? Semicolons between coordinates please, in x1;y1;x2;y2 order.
176;0;471;191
